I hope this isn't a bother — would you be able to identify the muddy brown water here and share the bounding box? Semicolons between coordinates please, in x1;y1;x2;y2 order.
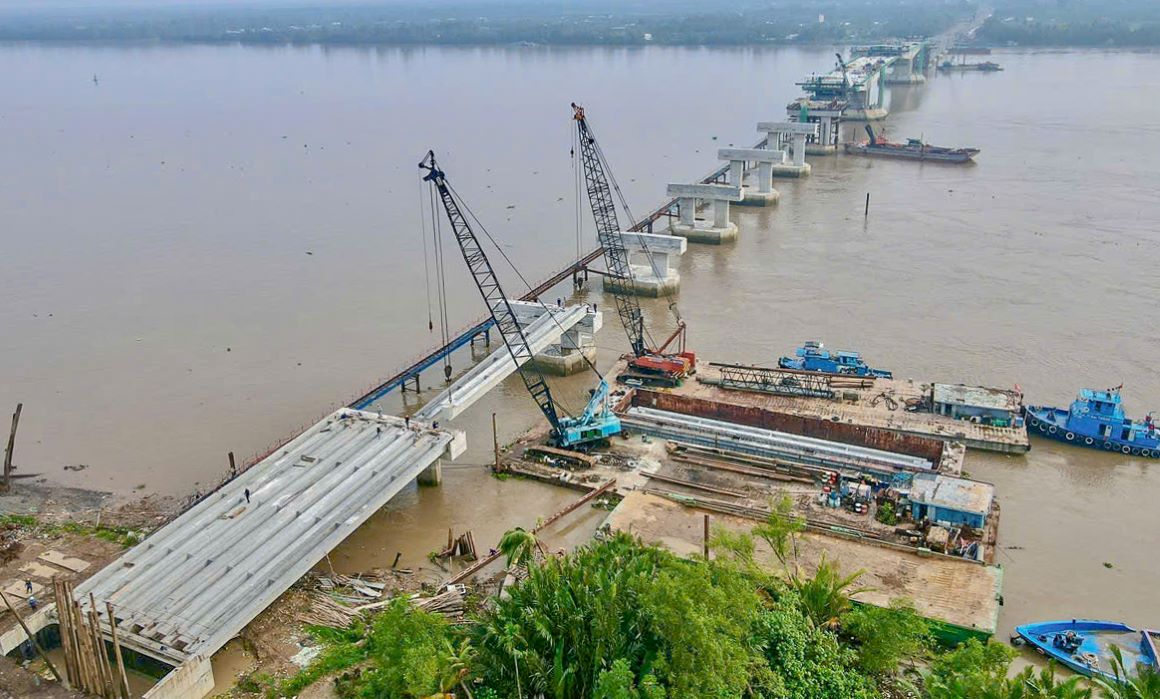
2;43;1159;654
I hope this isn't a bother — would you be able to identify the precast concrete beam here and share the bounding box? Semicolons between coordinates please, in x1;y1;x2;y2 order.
416;305;590;419
72;409;461;675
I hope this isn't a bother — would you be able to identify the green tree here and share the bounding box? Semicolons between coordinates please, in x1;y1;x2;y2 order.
349;599;460;699
793;555;869;629
497;527;540;568
1093;646;1160;699
842;598;930;675
752;492;806;577
472;533;768;699
1018;662;1093;699
925;639;1018;699
755;593;878;699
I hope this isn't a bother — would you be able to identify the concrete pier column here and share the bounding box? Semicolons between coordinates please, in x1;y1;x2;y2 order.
678;197;696;226
666;183;742;244
759;122;817;177
606;232;687;297
417;459;442;486
718;148;782;206
508;301;602;375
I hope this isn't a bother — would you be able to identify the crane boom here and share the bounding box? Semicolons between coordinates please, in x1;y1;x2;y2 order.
419;150;621;448
572;103;647;358
571;103;694;388
419;151;562;432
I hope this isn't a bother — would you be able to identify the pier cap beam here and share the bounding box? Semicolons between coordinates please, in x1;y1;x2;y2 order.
666;183;743;201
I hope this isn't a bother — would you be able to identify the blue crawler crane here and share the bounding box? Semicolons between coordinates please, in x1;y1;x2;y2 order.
420;150;620;449
777;341;893;378
1024;387;1159;458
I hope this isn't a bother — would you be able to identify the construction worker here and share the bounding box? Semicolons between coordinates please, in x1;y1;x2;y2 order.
244;488;251;504
24;579;32;594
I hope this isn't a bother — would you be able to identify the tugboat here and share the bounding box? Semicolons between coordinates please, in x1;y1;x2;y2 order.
1024;387;1159;458
844;125;980;163
777;341;893;378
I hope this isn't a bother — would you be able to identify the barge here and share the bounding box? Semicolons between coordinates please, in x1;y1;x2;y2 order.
845;125;980;163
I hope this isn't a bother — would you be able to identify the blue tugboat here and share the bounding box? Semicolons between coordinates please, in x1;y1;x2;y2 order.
1012;620;1159;682
777;341;893;378
1024;387;1159;458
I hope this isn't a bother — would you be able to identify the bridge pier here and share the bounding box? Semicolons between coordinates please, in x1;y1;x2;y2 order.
718;148;782;206
417;458;443;486
605;232;686;297
759;122;818;177
667;183;742;244
786;101;842;155
508;301;602;376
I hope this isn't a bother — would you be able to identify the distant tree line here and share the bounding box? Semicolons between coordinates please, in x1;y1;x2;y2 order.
0;0;975;46
978;0;1160;46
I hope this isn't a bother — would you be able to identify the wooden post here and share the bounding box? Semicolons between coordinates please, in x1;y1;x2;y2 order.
107;603;131;699
492;413;500;470
864;192;870;217
90;594;114;696
703;514;710;560
0;590;63;684
55;579;78;686
2;402;22;491
228;451;237;478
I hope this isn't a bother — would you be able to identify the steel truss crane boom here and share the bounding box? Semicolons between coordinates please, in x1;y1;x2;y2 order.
572;103;692;387
419;150;620;448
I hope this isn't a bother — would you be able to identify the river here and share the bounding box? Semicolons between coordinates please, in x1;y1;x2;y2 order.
1;42;1158;643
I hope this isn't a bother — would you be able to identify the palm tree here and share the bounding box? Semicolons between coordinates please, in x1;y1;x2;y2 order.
1019;662;1093;699
1092;646;1160;699
792;554;870;628
498;527;539;568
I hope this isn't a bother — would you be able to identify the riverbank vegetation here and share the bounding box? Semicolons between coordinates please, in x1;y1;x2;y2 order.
262;525;1160;699
0;0;974;46
978;0;1160;46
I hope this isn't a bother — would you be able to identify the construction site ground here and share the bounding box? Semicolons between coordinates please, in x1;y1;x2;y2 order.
676;362;1030;454
605;491;1002;636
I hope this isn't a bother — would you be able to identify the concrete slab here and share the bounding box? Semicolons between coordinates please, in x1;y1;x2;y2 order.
39;550;90;572
73;408;463;666
18;561;60;579
1;580;44;599
665;183;743;201
670;221;738;244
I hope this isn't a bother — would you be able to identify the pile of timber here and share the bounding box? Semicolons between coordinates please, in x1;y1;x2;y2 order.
53;578;132;698
438;529;478;560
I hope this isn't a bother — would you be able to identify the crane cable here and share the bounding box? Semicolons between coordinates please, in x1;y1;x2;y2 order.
417;178;435;332
586;119;683;328
427;182;453;380
443;180;606;416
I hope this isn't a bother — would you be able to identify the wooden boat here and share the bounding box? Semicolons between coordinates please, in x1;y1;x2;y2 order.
1013;620;1160;682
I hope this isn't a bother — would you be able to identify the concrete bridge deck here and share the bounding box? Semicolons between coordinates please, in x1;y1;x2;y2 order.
72;409;464;667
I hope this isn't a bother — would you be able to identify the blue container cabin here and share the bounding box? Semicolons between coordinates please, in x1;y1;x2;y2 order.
1024;388;1159;458
777;341;893;378
1013;620;1160;683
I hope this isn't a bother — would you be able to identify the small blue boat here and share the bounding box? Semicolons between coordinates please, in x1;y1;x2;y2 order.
777;341;893;378
1013;620;1160;682
1024;387;1159;458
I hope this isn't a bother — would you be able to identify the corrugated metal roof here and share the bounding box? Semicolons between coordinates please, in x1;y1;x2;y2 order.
910;472;994;517
933;383;1021;412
